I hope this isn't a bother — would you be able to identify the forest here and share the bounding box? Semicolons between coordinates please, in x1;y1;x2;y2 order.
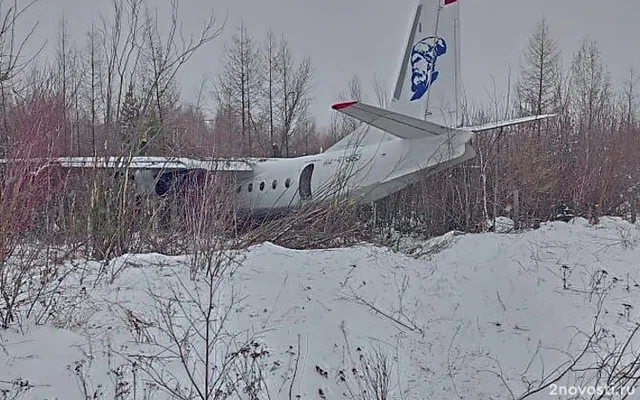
0;0;638;258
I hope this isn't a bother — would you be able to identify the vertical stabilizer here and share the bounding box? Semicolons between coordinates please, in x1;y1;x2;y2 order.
389;0;461;127
325;0;462;152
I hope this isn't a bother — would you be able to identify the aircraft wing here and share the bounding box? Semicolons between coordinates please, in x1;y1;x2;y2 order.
464;114;557;133
0;156;254;174
331;101;461;139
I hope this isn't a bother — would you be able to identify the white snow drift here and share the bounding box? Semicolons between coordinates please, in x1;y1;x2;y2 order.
2;217;640;399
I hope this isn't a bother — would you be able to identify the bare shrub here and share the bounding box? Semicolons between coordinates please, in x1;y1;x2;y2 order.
0;377;32;400
344;348;393;400
338;326;395;400
239;197;368;250
483;286;640;400
128;277;271;400
99;170;276;400
0;96;73;329
180;171;239;277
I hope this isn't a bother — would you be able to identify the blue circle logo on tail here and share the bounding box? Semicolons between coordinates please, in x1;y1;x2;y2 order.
410;36;447;101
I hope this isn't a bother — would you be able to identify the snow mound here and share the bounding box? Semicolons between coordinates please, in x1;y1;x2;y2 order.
485;216;515;233
2;219;640;399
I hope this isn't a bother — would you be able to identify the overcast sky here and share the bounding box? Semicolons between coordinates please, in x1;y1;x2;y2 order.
21;0;640;127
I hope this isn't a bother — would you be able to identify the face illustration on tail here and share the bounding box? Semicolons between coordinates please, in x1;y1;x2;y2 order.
410;36;447;101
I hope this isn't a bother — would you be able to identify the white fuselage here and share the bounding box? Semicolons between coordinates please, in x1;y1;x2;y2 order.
234;127;474;216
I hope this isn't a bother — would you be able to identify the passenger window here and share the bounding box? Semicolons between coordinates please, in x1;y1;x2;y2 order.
285;178;291;188
272;180;278;189
260;181;265;191
248;183;253;192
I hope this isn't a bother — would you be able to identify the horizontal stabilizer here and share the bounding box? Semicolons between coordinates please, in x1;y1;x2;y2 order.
465;114;557;133
0;156;254;173
331;101;459;139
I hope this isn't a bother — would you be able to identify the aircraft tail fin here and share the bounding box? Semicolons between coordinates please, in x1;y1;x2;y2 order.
388;0;461;127
325;0;462;152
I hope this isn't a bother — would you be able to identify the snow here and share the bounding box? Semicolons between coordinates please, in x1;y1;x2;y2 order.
485;216;515;233
3;216;640;399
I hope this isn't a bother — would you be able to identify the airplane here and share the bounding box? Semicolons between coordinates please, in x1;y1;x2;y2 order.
0;0;554;219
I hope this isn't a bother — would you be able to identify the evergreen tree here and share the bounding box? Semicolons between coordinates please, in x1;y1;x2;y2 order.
120;83;140;140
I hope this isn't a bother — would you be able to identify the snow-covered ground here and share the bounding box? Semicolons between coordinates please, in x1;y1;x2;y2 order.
3;217;640;399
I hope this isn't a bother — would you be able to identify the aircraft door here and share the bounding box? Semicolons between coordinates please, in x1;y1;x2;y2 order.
299;163;314;201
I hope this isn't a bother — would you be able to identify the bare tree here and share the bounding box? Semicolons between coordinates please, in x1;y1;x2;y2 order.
96;0;144;132
329;74;363;143
372;74;388;108
217;22;261;156
0;0;43;155
622;66;639;130
261;29;280;150
55;14;84;155
276;36;314;157
568;39;613;210
570;38;612;134
291;110;318;155
212;82;241;156
515;18;561;118
56;15;69;112
86;23;100;155
136;0;224;154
